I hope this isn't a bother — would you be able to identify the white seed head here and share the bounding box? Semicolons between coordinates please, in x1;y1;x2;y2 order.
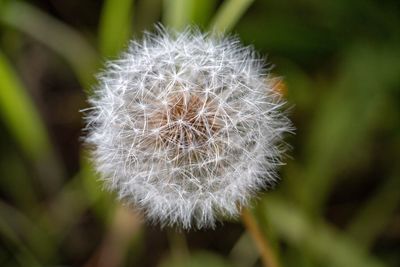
85;26;292;229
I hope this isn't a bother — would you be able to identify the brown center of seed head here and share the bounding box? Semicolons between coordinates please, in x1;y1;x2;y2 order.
148;93;222;157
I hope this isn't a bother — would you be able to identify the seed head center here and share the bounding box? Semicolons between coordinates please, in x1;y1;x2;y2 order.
149;93;221;151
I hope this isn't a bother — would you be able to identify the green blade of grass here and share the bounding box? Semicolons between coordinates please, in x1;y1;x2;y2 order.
98;0;135;58
258;196;387;267
0;201;55;264
160;251;232;267
209;0;254;32
229;232;259;267
299;45;400;215
0;149;38;212
0;1;98;88
135;0;162;34
346;170;400;248
163;0;190;30
0;51;64;190
163;0;217;30
0;216;41;267
189;0;217;27
0;52;51;161
37;155;115;239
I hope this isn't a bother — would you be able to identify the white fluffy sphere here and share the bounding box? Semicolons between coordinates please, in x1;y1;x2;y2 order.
85;27;291;229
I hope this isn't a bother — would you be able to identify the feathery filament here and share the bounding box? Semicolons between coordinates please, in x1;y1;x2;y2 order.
85;27;292;229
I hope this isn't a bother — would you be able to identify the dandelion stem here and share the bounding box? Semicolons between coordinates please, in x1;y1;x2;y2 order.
241;208;280;267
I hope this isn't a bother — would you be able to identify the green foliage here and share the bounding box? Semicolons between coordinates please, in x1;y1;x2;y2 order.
0;52;50;160
160;251;232;267
163;0;216;29
0;1;99;88
209;0;254;32
99;0;135;58
258;196;387;267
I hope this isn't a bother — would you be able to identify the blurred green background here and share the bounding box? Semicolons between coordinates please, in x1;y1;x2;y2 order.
0;0;399;266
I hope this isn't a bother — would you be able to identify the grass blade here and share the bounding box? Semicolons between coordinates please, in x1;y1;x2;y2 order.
0;52;51;161
189;0;217;27
259;196;387;267
209;0;254;32
0;216;42;267
347;170;400;248
163;0;190;30
135;0;162;33
0;1;98;88
163;0;217;30
0;51;64;190
99;0;135;58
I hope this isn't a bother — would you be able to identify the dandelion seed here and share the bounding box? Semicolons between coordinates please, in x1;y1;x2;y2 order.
85;26;292;229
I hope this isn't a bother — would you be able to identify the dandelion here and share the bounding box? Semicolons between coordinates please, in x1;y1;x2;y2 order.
85;26;292;229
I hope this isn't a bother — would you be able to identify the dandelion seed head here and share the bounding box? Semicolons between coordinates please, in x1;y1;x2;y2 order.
85;26;292;229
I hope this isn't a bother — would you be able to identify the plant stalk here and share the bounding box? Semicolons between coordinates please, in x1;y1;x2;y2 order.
241;208;280;267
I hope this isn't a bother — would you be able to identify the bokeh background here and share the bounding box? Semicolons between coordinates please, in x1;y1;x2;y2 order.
0;0;399;266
